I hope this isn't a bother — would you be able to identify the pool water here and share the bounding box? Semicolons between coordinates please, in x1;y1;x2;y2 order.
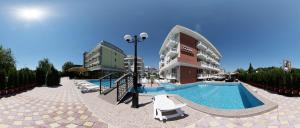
139;82;264;109
87;79;116;88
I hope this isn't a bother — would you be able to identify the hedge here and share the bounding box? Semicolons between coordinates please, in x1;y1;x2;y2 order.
238;67;300;96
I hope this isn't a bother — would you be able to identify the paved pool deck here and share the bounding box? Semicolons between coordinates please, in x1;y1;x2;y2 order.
1;77;300;128
0;78;108;128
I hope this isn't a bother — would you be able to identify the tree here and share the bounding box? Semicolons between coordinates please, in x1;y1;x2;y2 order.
0;45;16;73
36;58;52;85
62;61;75;77
236;68;246;74
36;58;60;86
0;45;16;90
38;58;52;72
62;61;75;73
46;66;60;86
248;63;254;74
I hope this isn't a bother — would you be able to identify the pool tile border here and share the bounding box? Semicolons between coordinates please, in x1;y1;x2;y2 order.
140;82;278;118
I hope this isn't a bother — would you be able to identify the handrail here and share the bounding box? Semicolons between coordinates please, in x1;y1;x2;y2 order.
115;72;132;83
99;72;119;94
99;73;113;80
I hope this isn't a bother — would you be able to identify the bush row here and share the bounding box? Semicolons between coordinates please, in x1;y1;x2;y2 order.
0;64;61;96
238;67;300;96
0;68;36;95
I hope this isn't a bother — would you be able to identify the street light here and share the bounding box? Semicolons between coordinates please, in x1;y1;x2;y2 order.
124;32;148;108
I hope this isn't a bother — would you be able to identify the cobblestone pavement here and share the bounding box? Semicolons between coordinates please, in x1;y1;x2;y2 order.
2;77;300;128
0;78;107;128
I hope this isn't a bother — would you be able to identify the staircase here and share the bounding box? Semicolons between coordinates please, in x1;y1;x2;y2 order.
98;72;133;104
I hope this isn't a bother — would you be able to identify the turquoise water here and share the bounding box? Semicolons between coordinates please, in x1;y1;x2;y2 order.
140;82;264;109
87;79;116;88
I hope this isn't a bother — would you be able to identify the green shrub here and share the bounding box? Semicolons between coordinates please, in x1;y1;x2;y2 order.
0;70;6;90
238;67;300;90
46;66;60;86
7;68;18;89
36;67;46;85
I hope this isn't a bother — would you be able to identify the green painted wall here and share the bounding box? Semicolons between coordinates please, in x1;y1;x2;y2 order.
101;46;125;69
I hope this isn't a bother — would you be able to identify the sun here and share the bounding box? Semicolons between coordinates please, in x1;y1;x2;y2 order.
17;8;46;21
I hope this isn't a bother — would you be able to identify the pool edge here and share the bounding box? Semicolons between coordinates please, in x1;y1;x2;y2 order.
140;82;278;118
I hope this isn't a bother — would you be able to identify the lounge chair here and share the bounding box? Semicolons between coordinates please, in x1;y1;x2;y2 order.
153;95;186;121
75;81;87;86
141;78;149;84
81;85;99;93
77;83;94;89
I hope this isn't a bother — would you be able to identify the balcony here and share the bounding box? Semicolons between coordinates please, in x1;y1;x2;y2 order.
207;65;220;71
199;62;209;69
211;59;220;65
206;49;213;54
159;63;165;69
197;52;207;59
160;54;165;59
166;48;178;58
211;53;217;58
197;41;207;50
166;73;176;79
206;56;213;62
160;60;164;64
160;58;178;71
197;74;212;79
166;39;178;48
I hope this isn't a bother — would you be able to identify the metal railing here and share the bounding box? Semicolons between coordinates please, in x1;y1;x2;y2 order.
116;73;133;102
99;72;123;94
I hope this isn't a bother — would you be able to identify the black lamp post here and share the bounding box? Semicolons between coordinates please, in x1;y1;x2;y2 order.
124;32;148;108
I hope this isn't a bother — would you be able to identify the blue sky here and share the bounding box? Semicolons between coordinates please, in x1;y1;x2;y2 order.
0;0;300;72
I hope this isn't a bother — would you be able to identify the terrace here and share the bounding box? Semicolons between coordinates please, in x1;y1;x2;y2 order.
2;77;300;128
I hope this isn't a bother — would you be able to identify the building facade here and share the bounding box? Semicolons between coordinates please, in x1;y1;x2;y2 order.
145;66;159;75
83;40;126;74
159;25;222;84
124;55;144;77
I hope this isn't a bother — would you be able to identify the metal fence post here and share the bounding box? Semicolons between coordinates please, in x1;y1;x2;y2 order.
126;76;128;91
109;75;112;88
99;79;102;94
116;82;119;101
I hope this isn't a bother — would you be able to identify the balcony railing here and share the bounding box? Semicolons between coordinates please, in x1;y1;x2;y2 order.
160;54;165;59
199;62;209;68
197;52;207;59
166;47;178;57
197;74;212;78
166;73;176;79
160;58;178;71
206;49;213;54
166;39;178;48
197;41;207;50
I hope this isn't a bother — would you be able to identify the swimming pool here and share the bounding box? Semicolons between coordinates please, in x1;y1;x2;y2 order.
139;82;264;109
87;79;116;88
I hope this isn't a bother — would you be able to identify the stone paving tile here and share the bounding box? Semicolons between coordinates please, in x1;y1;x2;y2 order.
0;78;108;128
3;77;300;128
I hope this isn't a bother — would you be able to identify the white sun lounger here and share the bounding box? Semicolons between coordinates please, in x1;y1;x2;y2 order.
75;81;87;86
77;83;92;89
153;95;186;121
81;85;99;93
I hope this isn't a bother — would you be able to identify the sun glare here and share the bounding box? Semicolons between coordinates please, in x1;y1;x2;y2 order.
17;8;46;21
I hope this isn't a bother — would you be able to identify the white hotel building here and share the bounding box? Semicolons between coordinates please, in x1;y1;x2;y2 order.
124;55;145;77
159;25;222;84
